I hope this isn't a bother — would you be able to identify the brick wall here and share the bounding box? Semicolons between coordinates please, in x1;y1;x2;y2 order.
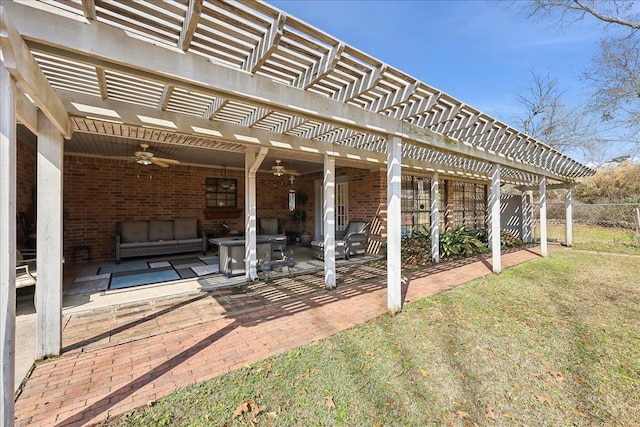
17;140;36;216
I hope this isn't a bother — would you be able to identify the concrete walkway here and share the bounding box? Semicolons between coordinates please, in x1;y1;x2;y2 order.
14;246;559;426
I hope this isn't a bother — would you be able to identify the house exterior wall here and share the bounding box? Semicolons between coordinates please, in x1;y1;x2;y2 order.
61;154;490;263
17;140;36;217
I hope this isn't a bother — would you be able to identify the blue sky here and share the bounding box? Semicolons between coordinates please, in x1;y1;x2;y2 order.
269;0;610;162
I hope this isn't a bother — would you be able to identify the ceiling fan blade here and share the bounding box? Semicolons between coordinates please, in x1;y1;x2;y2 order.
287;169;301;176
153;157;180;164
152;159;170;168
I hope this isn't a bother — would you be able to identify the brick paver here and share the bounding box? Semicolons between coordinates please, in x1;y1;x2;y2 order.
14;246;559;426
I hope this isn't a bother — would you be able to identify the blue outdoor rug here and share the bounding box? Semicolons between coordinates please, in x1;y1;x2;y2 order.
65;255;222;293
109;268;181;290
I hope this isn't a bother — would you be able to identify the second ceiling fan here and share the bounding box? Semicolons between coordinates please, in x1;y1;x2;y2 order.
271;159;299;176
132;143;180;168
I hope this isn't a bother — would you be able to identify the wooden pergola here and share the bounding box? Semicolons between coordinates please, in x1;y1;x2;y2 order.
0;1;594;423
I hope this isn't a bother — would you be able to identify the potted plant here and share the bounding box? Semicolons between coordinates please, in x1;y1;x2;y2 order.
290;209;306;242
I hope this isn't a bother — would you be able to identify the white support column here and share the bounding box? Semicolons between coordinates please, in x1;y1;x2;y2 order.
323;155;336;289
1;62;17;427
430;173;440;264
488;164;502;273
565;186;573;247
521;190;533;244
244;149;267;281
35;110;64;359
387;135;402;314
539;176;548;257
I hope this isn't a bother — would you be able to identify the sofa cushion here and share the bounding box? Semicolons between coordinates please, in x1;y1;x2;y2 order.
120;242;151;249
173;219;198;240
177;238;202;245
120;221;149;243
149;220;174;241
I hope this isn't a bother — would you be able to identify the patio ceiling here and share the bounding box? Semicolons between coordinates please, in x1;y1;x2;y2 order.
1;0;596;184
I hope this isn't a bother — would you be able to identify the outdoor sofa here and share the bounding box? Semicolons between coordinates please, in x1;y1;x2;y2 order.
115;219;207;263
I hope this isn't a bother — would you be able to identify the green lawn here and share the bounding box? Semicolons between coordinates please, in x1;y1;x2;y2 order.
539;224;640;254
102;251;640;426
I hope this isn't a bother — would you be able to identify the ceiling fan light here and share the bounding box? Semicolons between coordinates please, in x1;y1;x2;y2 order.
137;159;152;165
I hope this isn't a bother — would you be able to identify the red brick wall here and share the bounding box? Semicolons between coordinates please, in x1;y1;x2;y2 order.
63;156;250;262
62;154;486;262
17;140;36;217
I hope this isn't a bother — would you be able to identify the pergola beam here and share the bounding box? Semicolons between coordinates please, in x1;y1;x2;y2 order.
2;1;577;181
243;13;285;73
178;0;203;51
59;91;499;181
81;0;96;20
0;6;71;138
16;86;37;134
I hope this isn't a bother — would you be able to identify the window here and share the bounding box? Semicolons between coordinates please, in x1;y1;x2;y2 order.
451;181;487;229
206;177;237;208
401;176;431;236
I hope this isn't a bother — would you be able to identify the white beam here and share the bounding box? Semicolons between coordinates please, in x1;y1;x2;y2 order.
0;7;72;138
243;13;285;73
539;176;548;257
158;85;173;110
387;135;402;314
59;91;492;180
522;190;533;244
245;148;268;280
323;155;336;289
95;66;108;100
2;1;578;180
294;42;344;90
430;172;440;263
178;0;203;51
0;62;17;427
16;86;37;134
489;164;502;273
35;109;64;358
565;187;573;247
81;0;96;20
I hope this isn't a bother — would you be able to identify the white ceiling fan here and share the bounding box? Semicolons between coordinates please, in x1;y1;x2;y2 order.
271;159;299;177
131;143;180;168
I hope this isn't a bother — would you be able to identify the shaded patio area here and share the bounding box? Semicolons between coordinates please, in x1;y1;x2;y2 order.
14;245;561;426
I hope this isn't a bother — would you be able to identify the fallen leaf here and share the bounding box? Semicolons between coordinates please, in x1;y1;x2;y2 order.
419;368;428;377
485;405;496;420
233;401;250;418
503;412;512;419
233;400;262;421
325;395;336;411
572;408;587;418
267;412;278;419
536;395;552;404
457;410;470;419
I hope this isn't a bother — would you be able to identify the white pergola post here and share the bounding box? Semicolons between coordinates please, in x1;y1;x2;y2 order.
35;110;64;359
323;155;336;289
387;135;402;314
488;164;502;273
430;173;440;264
0;62;17;427
539;176;548;257
522;190;533;244
244;149;267;281
565;186;573;247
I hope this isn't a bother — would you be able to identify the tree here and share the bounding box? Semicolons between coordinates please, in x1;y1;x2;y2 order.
520;1;640;151
515;68;594;153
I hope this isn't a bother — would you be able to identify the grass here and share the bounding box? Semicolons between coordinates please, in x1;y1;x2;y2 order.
538;224;640;254
102;251;640;426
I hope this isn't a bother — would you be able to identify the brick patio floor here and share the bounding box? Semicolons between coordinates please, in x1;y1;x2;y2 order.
14;246;561;426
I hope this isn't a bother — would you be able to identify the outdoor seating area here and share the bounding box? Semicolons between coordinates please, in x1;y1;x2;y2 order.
115;219;207;263
311;220;370;260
